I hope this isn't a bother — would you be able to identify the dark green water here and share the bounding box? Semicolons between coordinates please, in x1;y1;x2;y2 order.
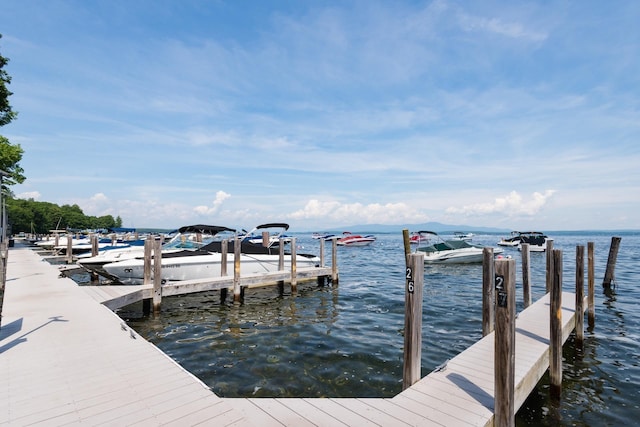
69;231;640;425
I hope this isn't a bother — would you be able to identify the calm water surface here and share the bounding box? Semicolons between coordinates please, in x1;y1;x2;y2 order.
72;231;639;425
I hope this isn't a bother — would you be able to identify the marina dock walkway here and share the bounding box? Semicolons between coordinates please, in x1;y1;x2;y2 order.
2;246;581;426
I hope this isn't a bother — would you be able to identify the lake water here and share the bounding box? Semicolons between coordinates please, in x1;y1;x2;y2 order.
69;231;640;425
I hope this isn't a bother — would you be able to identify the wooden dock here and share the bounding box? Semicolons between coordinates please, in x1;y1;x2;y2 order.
82;266;334;310
2;246;584;426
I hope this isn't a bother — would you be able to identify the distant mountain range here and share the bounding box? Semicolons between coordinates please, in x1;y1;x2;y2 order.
309;222;510;234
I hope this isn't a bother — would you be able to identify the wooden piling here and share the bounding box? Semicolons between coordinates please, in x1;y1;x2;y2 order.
494;258;516;427
143;238;152;286
278;241;285;271
482;247;495;336
233;237;242;303
545;239;554;293
66;235;73;264
290;238;297;293
521;243;531;308
90;235;99;281
91;234;99;257
588;242;595;329
602;236;621;289
575;245;585;348
402;252;424;390
220;239;228;276
220;239;228;303
549;249;563;399
402;229;411;268
152;238;162;313
277;242;285;293
331;237;339;284
319;238;325;267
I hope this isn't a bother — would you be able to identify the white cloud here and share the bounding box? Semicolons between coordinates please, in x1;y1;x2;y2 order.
289;199;429;224
16;191;41;200
445;190;556;217
194;191;231;216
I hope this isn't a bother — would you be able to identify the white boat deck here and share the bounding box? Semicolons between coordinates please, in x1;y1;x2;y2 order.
2;246;581;426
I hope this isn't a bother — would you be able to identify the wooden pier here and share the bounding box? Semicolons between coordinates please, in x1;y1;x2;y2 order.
1;244;590;426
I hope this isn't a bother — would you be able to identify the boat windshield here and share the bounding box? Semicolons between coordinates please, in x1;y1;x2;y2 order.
162;228;237;250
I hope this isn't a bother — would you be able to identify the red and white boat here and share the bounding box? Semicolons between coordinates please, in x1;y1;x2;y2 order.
409;231;431;245
336;232;376;246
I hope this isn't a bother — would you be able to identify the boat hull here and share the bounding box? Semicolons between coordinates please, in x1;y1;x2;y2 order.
102;253;320;285
419;248;486;264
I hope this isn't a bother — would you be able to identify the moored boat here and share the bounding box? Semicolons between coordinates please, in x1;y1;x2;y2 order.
409;231;431;245
453;231;474;241
497;231;521;247
77;225;236;280
415;231;503;264
517;231;548;252
240;223;292;246
336;232;376;246
101;225;320;285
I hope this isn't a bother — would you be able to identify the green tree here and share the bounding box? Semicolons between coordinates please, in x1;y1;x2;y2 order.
0;34;17;127
0;34;25;188
6;198;121;234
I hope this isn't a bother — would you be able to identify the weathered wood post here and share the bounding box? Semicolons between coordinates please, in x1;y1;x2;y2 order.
549;249;563;399
220;239;228;303
575;245;585;349
90;234;100;281
494;258;516;427
66;235;73;264
141;238;152;314
545;239;554;293
402;252;424;390
220;239;228;276
262;231;269;247
587;242;595;329
402;229;411;268
521;243;531;308
277;239;285;293
331;237;338;284
278;240;285;271
233;237;243;303
143;238;152;286
152;238;162;313
482;247;495;336
91;234;99;257
290;237;298;293
318;238;326;286
602;236;621;289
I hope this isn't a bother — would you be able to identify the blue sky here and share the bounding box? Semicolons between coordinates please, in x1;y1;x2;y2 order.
1;1;638;231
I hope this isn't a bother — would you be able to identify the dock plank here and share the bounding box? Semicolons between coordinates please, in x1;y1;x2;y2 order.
1;248;252;426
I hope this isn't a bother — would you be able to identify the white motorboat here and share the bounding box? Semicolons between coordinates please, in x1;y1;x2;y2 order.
312;232;337;241
497;231;521;247
77;225;236;280
453;231;474;241
517;231;548;252
240;223;292;246
336;232;376;246
415;231;503;264
101;225;320;285
102;250;320;285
